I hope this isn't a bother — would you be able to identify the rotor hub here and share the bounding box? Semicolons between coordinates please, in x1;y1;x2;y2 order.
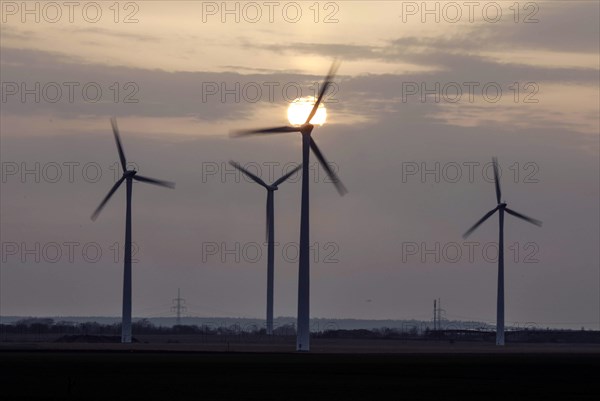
300;124;314;135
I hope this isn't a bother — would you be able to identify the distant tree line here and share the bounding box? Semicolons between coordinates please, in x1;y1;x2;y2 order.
0;318;297;336
2;318;599;343
1;319;420;338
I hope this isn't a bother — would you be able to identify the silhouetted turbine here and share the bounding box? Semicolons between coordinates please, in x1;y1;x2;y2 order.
230;161;301;335
463;157;541;346
91;117;174;343
232;60;346;351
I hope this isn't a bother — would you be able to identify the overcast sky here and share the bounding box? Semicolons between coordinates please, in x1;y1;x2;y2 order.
1;1;598;329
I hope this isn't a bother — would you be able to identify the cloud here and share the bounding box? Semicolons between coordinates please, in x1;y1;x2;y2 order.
2;42;597;137
67;26;160;42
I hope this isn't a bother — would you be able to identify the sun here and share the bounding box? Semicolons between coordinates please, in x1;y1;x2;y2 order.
287;96;327;126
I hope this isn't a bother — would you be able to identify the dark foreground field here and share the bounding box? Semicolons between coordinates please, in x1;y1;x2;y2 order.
2;341;599;400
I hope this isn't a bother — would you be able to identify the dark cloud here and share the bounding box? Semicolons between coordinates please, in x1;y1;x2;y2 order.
1;45;597;129
67;26;160;42
245;1;600;72
483;1;600;53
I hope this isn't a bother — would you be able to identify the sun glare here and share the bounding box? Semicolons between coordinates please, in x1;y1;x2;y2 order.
287;96;327;126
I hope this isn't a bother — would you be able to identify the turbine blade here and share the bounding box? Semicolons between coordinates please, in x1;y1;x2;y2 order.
463;206;499;238
505;208;542;227
91;176;126;221
229;161;269;188
111;117;127;172
273;164;302;187
305;59;341;125
230;126;301;137
309;138;347;196
133;174;175;189
493;157;501;204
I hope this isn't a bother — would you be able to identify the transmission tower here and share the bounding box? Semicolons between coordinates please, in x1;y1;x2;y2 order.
433;299;437;331
171;288;187;326
437;298;446;330
433;298;446;331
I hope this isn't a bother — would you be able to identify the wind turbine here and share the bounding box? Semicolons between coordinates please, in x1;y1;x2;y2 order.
229;161;301;335
91;117;175;343
232;61;347;351
463;157;541;346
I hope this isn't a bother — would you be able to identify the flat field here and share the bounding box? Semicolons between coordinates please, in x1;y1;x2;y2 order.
1;339;599;400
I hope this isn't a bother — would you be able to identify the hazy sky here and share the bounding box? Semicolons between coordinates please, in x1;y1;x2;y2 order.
1;1;599;329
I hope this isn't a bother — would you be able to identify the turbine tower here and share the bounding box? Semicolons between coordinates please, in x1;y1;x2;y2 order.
230;161;301;335
232;61;347;351
463;157;541;346
91;117;175;343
